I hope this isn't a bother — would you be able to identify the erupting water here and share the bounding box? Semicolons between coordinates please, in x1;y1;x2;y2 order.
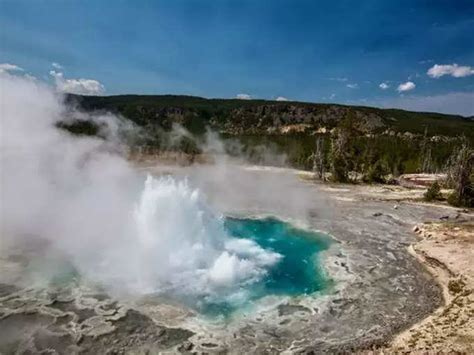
131;175;282;301
128;175;331;315
24;175;331;316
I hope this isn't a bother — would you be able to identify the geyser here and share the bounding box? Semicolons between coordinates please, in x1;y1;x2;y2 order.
0;72;331;319
130;175;282;301
90;174;331;316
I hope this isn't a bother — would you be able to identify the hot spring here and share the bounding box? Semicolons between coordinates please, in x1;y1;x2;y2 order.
23;175;333;317
206;217;332;316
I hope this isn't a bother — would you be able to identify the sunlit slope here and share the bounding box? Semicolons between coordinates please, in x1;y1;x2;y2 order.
69;94;474;138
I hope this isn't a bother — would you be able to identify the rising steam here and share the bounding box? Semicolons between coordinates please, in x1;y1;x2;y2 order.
0;72;282;306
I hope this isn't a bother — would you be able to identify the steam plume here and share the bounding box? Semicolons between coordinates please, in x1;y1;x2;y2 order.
0;72;282;307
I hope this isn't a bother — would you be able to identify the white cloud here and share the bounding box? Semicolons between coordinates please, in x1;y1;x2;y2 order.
329;77;348;82
346;83;358;89
379;82;390;90
51;62;63;70
0;63;24;74
236;93;251;100
427;63;474;78
330;93;336;99
397;81;416;92
373;91;474;116
49;70;105;95
275;96;288;101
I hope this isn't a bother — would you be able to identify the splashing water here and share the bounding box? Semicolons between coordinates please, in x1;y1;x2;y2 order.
129;175;282;304
39;174;330;315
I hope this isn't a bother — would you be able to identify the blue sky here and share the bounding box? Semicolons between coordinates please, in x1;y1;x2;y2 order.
1;0;473;115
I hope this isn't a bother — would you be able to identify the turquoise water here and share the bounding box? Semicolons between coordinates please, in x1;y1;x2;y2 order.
201;217;332;316
31;217;332;317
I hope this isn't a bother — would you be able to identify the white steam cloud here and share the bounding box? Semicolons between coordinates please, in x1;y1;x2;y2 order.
0;72;283;304
0;63;23;74
51;62;63;70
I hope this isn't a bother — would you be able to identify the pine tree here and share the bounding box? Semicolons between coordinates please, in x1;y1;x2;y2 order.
446;143;474;207
330;128;351;182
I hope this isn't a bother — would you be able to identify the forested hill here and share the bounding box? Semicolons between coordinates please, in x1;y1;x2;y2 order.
67;94;474;139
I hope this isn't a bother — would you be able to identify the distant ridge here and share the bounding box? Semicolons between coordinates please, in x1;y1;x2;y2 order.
67;94;474;138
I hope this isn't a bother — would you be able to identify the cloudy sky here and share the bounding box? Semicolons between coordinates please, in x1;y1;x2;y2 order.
1;0;473;115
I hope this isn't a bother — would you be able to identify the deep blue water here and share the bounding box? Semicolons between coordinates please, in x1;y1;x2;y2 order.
37;216;332;317
201;217;332;316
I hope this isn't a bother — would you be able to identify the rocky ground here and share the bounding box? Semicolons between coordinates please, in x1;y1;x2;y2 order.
1;163;472;354
387;221;474;353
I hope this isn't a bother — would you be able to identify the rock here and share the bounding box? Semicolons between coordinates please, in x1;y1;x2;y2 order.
277;304;311;316
413;226;420;233
373;212;383;217
201;342;218;348
178;340;194;352
393;205;399;210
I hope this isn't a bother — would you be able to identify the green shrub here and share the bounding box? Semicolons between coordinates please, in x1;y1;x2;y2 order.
447;185;474;207
56;120;100;137
363;160;388;183
424;181;443;201
330;156;350;182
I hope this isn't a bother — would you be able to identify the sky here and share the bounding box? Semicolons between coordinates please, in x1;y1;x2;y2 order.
1;0;473;115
